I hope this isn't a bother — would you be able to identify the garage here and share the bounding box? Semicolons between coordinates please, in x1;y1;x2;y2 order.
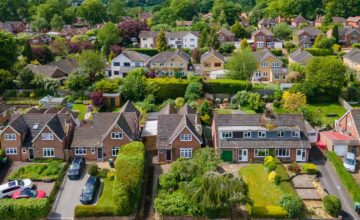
221;150;233;162
334;145;348;157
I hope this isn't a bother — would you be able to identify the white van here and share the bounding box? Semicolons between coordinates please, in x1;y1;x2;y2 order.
0;179;33;198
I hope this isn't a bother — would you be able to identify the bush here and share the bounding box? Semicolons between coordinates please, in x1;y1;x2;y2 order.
302;163;317;175
268;171;277;182
88;164;99;176
250;206;288;218
7;161;63;181
154;191;201;216
159;172;178;191
274;175;281;185
304;48;333;56
264;156;277;173
0;199;49;220
203;79;252;94
98;168;110;178
273;100;281;108
107;170;115;180
75;205;115;217
270;49;282;56
287;163;301;174
352;43;360;49
128;48;159;56
279;195;303;218
147;78;189;101
323;195;341;217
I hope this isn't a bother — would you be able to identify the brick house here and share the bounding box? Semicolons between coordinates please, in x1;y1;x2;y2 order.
0;99;12;126
0;21;26;34
217;28;235;43
291;15;309;28
212;111;311;163
200;49;225;78
253;50;288;83
315;15;346;27
327;27;360;47
251;28;275;50
156;104;203;163
70;101;140;161
0;108;76;161
258;18;276;29
294;27;322;48
347;16;360;28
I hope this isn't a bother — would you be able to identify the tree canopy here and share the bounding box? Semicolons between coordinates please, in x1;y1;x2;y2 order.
226;49;258;80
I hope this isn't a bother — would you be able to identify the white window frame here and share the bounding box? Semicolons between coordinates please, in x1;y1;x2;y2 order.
221;131;233;139
111;132;123;139
258;131;266;138
75;147;87;156
180;148;192;158
91;147;95;154
272;62;280;67
180;134;192;142
43;148;55;158
41;133;54;140
243;131;251;138
261;62;268;67
277;131;284;137
291;131;300;137
5;148;17;155
4;133;16;141
254;149;269;157
112;147;120;157
275;148;290;157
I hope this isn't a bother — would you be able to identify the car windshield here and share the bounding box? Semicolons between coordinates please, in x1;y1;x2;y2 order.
82;187;93;194
70;164;80;170
345;158;355;165
17;180;24;186
22;189;36;197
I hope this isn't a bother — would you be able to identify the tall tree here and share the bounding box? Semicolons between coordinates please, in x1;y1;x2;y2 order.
22;41;33;62
118;19;149;45
156;30;167;52
97;22;121;46
50;14;65;31
230;21;246;39
332;24;339;43
31;17;50;32
226;49;258;80
77;50;105;82
0;31;19;70
0;0;29;21
78;0;106;25
107;0;126;22
122;68;147;101
273;23;292;40
0;69;14;91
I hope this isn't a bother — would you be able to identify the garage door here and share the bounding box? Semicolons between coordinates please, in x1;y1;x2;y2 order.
221;150;233;162
334;145;348;156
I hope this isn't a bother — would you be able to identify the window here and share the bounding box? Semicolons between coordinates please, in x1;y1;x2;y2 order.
179;62;184;67
275;149;290;157
4;133;16;141
214;63;222;67
170;38;175;40
75;147;86;155
258;131;266;138
135;62;141;67
113;62;120;66
277;131;284;137
263;72;268;76
221;131;233;139
190;38;195;42
91;147;95;154
256;72;261;77
123;62;130;67
257;36;264;40
142;38;147;40
180;148;192;158
114;71;120;75
41;133;54;140
111;132;123;139
22;149;27;153
292;131;300;137
204;62;211;67
180;134;192;141
112;147;120;157
160;62;164;66
5;148;17;155
261;62;268;67
43;148;55;157
275;75;280;79
254;149;269;157
244;131;251;138
272;62;280;67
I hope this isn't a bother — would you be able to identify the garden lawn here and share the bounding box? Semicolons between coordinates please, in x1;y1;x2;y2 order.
7;161;63;181
72;104;87;120
96;178;116;209
302;103;346;127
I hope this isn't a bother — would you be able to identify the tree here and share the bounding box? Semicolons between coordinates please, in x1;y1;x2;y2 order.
230;21;246;39
35;0;68;22
17;68;35;89
240;39;249;50
273;23;292;40
122;68;147;101
279;195;303;218
51;36;68;58
281;91;307;111
219;43;235;55
170;0;198;21
185;81;203;102
198;100;212;124
22;41;33;62
118;19;149;45
107;0;126;22
156;30;167;52
175;97;185;109
192;48;201;64
43;78;60;93
78;0;106;25
91;91;105;109
50;14;65;31
0;69;14;91
0;31;18;70
65;72;89;91
63;6;77;24
332;24;339;43
77;50;105;82
226;49;258;80
313;35;335;49
97;22;121;47
323;195;341;217
248;92;265;112
31;17;50;32
218;10;227;25
0;0;29;21
93;79;119;93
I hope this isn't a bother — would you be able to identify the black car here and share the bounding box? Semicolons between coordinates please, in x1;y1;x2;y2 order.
68;157;85;180
80;176;100;204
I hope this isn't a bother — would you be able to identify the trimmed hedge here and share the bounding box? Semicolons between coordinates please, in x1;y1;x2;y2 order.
75;205;115;217
147;78;190;101
128;48;159;56
302;163;317;175
251;206;288;218
203;79;252;94
0;199;49;220
304;48;333;56
327;152;360;202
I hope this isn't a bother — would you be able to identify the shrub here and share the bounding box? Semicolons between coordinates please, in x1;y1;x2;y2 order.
274;175;281;185
270;49;282;56
88;164;99;176
0;199;49;220
147;78;189;101
203;79;252;94
154;191;201;216
159;172;178;191
302;163;317;175
352;43;360;49
98;168;110;178
273;100;281;108
75;205;115;217
304;48;333;56
323;195;341;217
264;156;277;173
268;171;277;182
279;195;303;218
107;170;115;180
250;206;288;218
128;48;159;56
287;163;301;174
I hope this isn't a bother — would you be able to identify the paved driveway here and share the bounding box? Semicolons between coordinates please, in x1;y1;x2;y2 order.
49;167;89;220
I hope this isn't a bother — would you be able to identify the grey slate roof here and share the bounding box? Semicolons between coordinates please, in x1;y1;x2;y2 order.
26;64;66;79
47;115;66;140
344;48;360;64
121;50;151;62
168;115;202;144
252;28;274;37
49;58;78;75
200;49;225;63
217;28;235;37
158;103;177;115
253;50;281;63
0;102;11;114
178;104;196;115
289;48;313;64
293;15;308;24
120;100;140;119
9;115;29;134
148;50;190;63
295;27;322;36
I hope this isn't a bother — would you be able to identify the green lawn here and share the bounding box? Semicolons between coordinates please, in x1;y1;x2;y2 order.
96;178;116;209
7;161;63;181
72;104;98;120
302;103;346;127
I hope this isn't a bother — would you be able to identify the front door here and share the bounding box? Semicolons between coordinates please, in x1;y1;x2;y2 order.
28;148;34;161
97;147;103;160
296;149;306;162
238;149;248;162
166;150;172;161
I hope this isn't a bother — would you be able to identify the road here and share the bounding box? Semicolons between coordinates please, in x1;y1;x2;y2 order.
48;169;89;220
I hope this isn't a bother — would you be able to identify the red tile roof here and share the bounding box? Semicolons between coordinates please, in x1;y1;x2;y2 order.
321;131;357;141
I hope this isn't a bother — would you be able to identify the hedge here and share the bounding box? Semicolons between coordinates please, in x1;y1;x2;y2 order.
327;152;360;202
302;163;318;175
147;78;190;101
75;205;115;217
203;79;252;94
0;199;49;220
251;206;288;218
128;48;159;56
304;48;333;56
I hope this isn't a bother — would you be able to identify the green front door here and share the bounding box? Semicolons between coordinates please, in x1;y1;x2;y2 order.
221;150;233;162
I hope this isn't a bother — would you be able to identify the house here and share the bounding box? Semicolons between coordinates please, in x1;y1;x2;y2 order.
48;58;78;75
0;108;76;161
253;50;288;83
294;27;322;48
70;101;140;161
109;50;150;78
291;15;309;28
0;98;12;126
139;31;158;48
139;12;152;22
26;64;67;80
176;21;193;27
315;15;346;27
251;28;275;50
212;111;311;163
156;104;202;162
347;16;360;28
147;50;191;77
343;48;360;73
0;21;25;34
139;31;199;49
289;48;314;65
39;96;65;109
327;27;360;46
200;49;225;78
258;18;276;29
217;28;235;43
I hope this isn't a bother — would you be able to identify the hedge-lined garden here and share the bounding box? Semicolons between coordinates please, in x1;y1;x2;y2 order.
75;141;145;217
7;161;63;181
203;79;252;94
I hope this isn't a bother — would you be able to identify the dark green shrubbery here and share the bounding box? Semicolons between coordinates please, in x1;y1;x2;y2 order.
147;78;189;101
304;48;333;56
323;195;341;217
204;79;252;94
75;205;115;217
279;195;303;218
0;199;49;220
251;206;288;218
88;164;99;176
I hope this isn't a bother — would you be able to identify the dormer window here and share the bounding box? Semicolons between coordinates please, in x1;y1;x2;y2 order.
277;131;284;137
111;132;123;139
244;131;251;138
291;131;300;137
180;134;192;141
258;131;266;138
221;131;233;139
42;133;54;140
272;62;280;67
4;133;16;141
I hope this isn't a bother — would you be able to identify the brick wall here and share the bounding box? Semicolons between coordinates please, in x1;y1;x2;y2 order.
33;127;65;159
171;127;201;161
102;126;132;160
0;127;22;161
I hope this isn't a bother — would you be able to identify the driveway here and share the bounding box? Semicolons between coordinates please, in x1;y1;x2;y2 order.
49;166;89;220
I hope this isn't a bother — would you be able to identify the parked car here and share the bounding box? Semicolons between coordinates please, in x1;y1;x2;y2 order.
343;152;357;173
68;157;86;180
80;176;100;204
0;179;33;198
12;188;46;199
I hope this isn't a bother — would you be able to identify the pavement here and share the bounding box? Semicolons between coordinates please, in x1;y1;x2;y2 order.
48;166;90;220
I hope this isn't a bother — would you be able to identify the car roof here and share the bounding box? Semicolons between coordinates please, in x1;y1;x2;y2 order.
73;157;83;163
0;180;18;191
85;176;97;186
346;152;356;159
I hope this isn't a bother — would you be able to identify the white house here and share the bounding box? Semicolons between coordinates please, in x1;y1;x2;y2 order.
139;31;199;49
109;50;151;78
